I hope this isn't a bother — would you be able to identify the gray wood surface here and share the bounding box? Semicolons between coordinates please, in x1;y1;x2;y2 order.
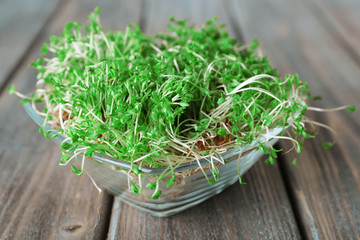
0;0;359;239
0;0;61;92
229;0;360;239
109;162;300;240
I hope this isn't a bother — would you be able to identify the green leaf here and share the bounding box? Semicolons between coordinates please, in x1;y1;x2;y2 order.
250;39;259;51
84;148;95;157
69;145;78;152
347;105;356;113
51;133;60;138
239;176;246;184
296;143;302;153
19;98;31;105
71;165;81;175
94;6;101;15
212;168;219;181
7;86;16;95
60;151;70;165
61;142;73;150
131;164;144;176
200;150;209;155
152;190;162;199
207;179;215;185
49;35;59;44
322;142;333;150
39;126;50;139
166;176;176;188
146;182;157;190
311;95;322;100
41;43;49;55
265;155;275;165
216;127;227;136
130;182;140;194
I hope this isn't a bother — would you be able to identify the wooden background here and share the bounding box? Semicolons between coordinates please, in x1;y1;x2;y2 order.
0;0;359;239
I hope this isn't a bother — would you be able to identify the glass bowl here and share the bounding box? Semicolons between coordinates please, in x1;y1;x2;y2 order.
24;103;284;217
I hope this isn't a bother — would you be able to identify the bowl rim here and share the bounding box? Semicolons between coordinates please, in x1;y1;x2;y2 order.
24;102;288;174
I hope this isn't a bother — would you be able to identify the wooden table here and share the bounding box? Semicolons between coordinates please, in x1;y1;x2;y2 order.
1;0;359;239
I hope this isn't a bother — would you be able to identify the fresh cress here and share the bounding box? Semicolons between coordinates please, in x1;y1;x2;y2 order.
8;7;355;199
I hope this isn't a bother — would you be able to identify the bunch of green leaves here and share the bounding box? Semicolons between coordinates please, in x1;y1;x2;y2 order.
9;7;355;199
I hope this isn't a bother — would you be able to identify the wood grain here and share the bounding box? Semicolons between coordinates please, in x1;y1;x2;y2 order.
301;0;360;66
108;1;300;239
0;0;61;92
228;0;360;238
0;0;142;239
109;161;300;240
1;0;359;239
0;48;112;240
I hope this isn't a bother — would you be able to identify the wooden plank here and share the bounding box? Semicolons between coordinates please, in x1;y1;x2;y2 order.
228;0;360;238
0;0;142;239
109;162;300;240
142;0;238;37
301;0;360;65
0;0;61;91
108;0;300;239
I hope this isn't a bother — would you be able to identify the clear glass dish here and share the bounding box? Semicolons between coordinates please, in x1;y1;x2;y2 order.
24;103;285;217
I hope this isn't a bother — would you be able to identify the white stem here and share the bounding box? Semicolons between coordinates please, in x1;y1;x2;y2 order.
307;106;350;112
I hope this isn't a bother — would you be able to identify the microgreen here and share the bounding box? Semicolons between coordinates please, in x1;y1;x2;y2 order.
292;159;297;168
9;8;355;199
7;86;16;95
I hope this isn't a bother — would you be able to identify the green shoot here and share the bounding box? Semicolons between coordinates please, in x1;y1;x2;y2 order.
9;7;355;198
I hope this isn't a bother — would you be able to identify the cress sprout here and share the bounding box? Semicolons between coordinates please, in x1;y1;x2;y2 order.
8;7;356;199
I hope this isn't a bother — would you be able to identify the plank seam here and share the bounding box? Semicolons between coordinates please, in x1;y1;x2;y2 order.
0;0;64;95
222;1;305;237
276;143;316;240
96;194;114;240
139;0;146;31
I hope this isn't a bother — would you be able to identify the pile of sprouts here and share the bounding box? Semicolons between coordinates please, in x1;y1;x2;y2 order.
9;8;355;199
